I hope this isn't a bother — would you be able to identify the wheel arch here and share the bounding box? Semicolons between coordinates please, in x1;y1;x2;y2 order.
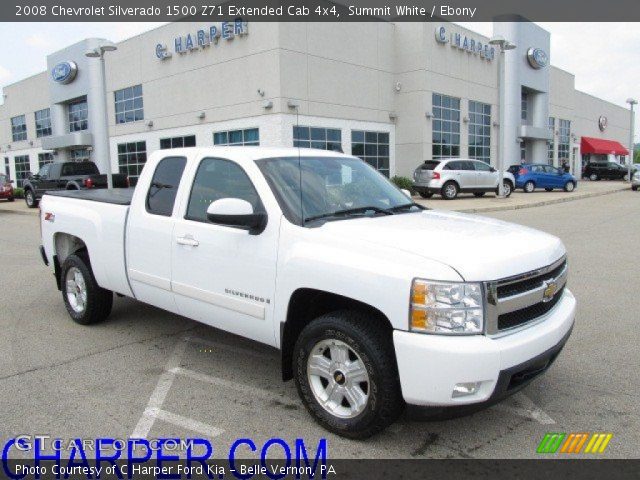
53;232;89;289
280;288;394;381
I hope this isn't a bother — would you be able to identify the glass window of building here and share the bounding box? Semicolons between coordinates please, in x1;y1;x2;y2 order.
160;135;196;149
11;115;27;142
521;92;528;122
351;130;390;177
558;119;571;162
4;157;9;177
115;84;144;124
213;128;259;146
548;117;555;164
117;141;147;186
38;152;54;168
69;148;91;162
14;155;31;187
468;101;491;163
35;109;52;138
68;97;88;132
432;93;460;159
293;126;342;151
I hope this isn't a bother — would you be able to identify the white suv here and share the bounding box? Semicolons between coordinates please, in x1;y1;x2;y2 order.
413;158;515;200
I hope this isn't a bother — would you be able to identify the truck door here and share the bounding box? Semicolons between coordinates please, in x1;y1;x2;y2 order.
34;163;57;196
171;156;279;346
126;156;188;314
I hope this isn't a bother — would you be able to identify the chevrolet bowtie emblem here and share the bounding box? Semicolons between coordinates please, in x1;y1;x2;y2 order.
542;280;558;302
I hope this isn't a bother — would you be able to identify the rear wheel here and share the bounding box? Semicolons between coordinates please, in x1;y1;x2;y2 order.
418;191;433;199
589;173;599;181
25;189;38;208
441;181;459;200
473;192;486;198
61;252;113;325
293;311;404;439
564;181;575;192
523;181;535;193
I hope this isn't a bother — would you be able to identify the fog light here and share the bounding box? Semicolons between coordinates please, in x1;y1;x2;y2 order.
452;382;481;398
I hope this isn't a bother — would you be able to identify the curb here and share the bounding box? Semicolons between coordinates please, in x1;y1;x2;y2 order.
453;186;629;214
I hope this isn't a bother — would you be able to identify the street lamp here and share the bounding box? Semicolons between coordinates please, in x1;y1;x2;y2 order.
626;98;637;182
85;42;117;189
489;36;516;197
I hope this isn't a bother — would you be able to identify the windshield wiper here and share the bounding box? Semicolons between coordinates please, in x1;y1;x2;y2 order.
304;206;394;223
389;202;424;212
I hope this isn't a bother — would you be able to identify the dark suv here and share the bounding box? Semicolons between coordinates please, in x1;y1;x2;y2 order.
582;160;636;181
22;161;128;208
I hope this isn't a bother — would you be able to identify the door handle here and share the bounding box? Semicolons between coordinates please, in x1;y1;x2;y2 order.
176;236;199;247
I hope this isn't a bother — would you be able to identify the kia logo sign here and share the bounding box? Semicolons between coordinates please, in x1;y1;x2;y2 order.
526;48;548;69
51;61;78;84
598;115;608;132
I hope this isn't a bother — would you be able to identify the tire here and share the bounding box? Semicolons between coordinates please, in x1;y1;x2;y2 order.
632;185;638;191
60;252;113;325
623;174;629;181
589;173;599;181
25;189;38;208
502;181;513;197
544;187;553;192
418;191;433;199
441;181;459;200
564;181;575;192
523;181;535;193
293;310;404;439
473;192;486;198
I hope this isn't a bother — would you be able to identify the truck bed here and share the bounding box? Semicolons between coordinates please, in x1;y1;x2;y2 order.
45;188;134;205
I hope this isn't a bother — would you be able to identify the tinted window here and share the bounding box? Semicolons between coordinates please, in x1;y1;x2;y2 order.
61;163;100;176
444;161;461;170
531;165;545;173
146;157;187;216
473;161;491;172
38;164;51;177
186;158;261;223
420;161;441;171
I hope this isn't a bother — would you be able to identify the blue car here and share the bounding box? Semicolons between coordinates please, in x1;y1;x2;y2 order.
508;164;578;193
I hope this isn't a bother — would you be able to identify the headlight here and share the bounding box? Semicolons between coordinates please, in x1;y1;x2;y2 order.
410;279;484;334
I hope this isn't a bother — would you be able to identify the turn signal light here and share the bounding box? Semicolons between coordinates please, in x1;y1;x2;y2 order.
411;309;428;330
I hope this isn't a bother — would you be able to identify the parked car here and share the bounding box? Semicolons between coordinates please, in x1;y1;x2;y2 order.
632;169;640;191
509;164;578;193
582;160;636;181
0;173;14;202
22;161;128;208
412;158;515;200
39;147;575;438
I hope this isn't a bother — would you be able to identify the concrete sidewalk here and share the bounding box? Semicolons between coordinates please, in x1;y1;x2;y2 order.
0;180;632;217
413;180;631;213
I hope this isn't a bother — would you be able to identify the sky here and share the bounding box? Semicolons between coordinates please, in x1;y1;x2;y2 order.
0;21;638;138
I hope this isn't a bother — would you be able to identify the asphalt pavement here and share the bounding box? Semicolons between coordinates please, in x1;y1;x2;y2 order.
0;190;638;459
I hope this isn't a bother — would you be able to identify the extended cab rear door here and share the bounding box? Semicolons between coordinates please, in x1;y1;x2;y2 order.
126;155;188;314
170;154;280;346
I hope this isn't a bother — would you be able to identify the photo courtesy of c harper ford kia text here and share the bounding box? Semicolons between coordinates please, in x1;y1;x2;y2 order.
0;1;639;478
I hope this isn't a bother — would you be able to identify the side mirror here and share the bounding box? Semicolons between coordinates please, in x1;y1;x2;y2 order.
206;198;267;235
401;188;412;198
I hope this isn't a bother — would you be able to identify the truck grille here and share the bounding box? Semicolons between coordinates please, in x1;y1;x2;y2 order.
485;256;568;335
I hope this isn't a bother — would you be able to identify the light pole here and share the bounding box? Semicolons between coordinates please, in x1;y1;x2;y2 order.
85;42;117;189
626;98;637;182
489;36;516;197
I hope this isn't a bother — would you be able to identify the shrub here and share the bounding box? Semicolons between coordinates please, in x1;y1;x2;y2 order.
391;176;414;195
12;187;24;198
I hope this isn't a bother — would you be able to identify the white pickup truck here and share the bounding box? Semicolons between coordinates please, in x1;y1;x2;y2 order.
39;147;575;438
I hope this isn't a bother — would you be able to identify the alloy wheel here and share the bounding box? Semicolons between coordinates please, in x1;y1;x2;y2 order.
65;266;88;313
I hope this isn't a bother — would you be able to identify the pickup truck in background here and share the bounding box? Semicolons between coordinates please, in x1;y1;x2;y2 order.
39;147;576;438
23;161;128;208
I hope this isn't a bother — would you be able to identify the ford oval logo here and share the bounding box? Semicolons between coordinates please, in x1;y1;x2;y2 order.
51;61;78;84
526;47;548;69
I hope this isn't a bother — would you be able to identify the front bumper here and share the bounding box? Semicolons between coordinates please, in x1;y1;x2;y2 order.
393;288;576;406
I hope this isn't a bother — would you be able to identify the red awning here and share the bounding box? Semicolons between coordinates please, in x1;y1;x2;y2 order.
581;137;629;155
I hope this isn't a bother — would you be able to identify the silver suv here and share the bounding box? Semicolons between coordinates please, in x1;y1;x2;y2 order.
412;158;515;200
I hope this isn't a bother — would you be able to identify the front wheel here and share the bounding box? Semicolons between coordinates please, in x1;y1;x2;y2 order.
589;173;599;181
293;311;404;439
61;253;113;325
25;189;38;208
564;181;576;192
623;174;630;181
523;181;535;193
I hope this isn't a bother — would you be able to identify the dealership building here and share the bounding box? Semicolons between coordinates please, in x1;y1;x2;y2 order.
0;20;633;187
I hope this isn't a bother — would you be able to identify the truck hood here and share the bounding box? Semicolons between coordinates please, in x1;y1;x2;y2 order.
318;210;565;281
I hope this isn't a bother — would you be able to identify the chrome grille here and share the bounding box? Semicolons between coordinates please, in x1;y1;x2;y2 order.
485;256;568;335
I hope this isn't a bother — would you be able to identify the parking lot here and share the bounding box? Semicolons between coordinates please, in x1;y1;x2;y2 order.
0;188;638;459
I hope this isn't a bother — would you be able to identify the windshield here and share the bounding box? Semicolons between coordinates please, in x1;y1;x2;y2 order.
257;156;418;225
